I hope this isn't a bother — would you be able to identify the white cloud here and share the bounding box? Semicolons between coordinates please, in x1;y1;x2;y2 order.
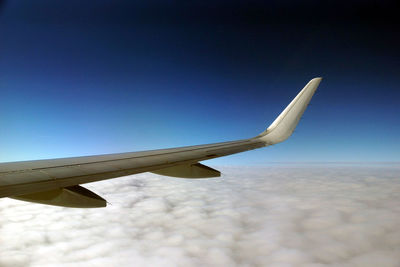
1;164;400;267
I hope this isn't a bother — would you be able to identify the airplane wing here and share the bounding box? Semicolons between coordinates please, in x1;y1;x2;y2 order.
0;78;322;208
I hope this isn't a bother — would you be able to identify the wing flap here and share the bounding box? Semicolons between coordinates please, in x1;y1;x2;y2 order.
10;185;106;208
151;163;220;178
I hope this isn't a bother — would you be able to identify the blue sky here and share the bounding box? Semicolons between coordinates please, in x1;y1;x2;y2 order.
0;1;399;164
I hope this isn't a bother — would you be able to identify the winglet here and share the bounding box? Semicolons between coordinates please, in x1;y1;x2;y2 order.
257;77;322;145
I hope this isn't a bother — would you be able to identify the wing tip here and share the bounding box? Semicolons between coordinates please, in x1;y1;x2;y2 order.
256;77;322;144
308;77;323;87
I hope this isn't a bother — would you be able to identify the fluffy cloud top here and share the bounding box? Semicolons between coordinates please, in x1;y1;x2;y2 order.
1;164;400;267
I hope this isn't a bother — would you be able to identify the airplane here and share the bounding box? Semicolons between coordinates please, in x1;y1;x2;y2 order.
0;78;322;208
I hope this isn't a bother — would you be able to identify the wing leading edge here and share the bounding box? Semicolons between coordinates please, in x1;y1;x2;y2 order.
0;78;322;207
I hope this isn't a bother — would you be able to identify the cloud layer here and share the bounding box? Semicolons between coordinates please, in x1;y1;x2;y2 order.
1;164;400;267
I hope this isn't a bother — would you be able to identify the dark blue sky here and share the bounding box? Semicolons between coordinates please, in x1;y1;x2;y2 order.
1;1;399;164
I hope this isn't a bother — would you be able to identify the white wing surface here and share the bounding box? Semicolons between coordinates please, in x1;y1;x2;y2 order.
0;78;322;207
